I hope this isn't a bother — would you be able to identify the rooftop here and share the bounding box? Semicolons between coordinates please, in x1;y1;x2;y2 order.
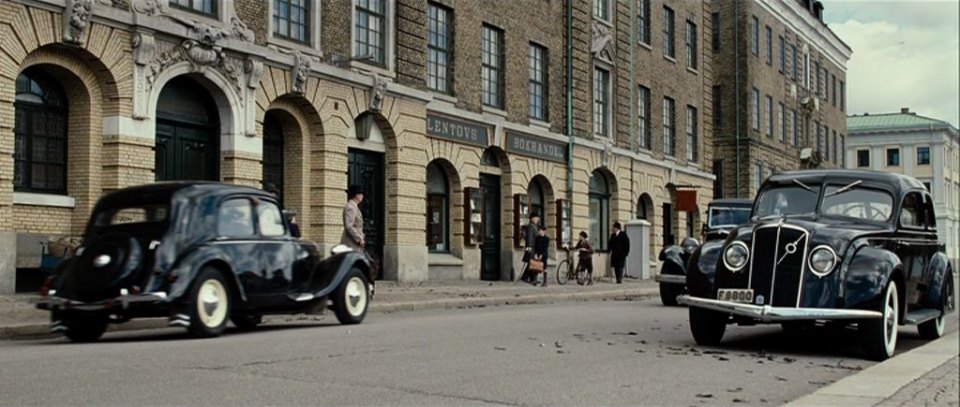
847;108;957;133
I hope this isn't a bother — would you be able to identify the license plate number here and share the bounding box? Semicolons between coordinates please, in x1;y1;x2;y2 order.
718;289;754;303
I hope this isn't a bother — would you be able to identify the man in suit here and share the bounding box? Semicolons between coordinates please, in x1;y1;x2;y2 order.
341;185;365;250
608;221;630;284
519;213;541;283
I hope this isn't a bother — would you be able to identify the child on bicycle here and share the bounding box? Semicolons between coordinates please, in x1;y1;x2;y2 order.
574;231;594;285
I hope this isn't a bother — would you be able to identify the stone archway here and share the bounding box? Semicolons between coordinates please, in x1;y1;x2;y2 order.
154;75;220;181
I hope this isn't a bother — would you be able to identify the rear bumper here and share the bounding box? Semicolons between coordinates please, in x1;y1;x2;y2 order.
37;290;169;312
655;274;686;285
677;295;883;322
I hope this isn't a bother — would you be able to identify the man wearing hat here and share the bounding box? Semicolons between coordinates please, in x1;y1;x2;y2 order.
519;212;541;283
341;185;366;250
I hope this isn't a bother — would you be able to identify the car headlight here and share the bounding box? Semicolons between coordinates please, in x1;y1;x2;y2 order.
723;241;750;272
808;246;837;277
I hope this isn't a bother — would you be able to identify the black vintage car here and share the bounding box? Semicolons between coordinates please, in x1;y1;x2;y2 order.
679;170;956;360
37;182;375;342
657;199;752;306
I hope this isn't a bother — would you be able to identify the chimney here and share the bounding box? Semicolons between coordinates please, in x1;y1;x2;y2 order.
901;107;910;114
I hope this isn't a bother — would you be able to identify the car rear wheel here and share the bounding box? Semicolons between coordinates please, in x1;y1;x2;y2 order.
230;314;263;331
187;268;230;338
918;271;953;340
659;282;682;306
862;281;899;361
61;313;109;343
689;307;727;346
333;268;369;325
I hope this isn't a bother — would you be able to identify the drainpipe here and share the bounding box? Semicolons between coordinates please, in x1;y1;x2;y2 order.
629;0;637;209
734;0;742;198
566;0;574;242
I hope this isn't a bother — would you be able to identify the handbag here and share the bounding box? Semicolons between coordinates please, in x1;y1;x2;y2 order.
528;258;545;273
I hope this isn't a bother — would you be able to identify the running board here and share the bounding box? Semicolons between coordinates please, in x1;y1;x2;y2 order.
903;309;942;325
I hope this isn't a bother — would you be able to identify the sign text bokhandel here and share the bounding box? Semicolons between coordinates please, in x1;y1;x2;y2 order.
426;113;489;147
506;131;567;162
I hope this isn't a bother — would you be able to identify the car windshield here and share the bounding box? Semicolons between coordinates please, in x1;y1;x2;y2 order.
753;182;821;218
821;184;894;222
94;204;170;227
708;206;752;228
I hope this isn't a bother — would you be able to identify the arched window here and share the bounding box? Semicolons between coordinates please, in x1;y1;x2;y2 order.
426;161;449;252
528;178;547;227
589;170;611;249
637;193;654;220
14;68;68;194
262;112;284;198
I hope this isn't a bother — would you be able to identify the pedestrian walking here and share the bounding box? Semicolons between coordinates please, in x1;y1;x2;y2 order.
532;225;550;287
519;212;541;282
341;185;365;251
574;231;594;285
608;222;630;284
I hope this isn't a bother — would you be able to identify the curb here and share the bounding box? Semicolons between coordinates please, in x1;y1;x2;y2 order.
785;330;960;407
0;287;656;340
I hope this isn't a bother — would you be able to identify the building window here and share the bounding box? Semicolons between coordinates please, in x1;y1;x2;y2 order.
791;44;798;80
755;161;763;191
841;135;845;167
815;62;822;96
529;43;548;120
887;148;900;166
355;0;386;65
14;68;68;195
711;12;719;52
917;146;931;165
594;0;610;21
663;96;676;156
857;150;870;167
831;74;837;107
589;170;611;249
792;109;799;145
778;35;785;73
751;87;759;130
832;131;837;164
426;161;449;252
427;3;452;93
824;68;829;101
712;85;722;128
751;16;759;56
638;85;651;149
840;81;845;111
593;66;610;137
685;20;698;70
638;0;651;44
663;6;675;58
765;95;773;136
803;49;810;89
823;125;830;161
815;122;822;156
273;0;310;43
713;160;724;199
481;24;504;108
765;25;772;65
686;105;698;162
778;102;785;142
262;113;284;198
170;0;216;15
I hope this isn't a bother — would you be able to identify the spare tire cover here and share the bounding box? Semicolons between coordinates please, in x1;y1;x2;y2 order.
63;232;143;302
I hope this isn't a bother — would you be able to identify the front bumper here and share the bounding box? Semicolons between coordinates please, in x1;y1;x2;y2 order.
677;295;883;322
37;290;169;312
656;274;686;285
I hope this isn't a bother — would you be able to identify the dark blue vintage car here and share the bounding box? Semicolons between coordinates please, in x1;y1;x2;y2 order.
37;182;375;342
657;198;752;306
679;170;956;360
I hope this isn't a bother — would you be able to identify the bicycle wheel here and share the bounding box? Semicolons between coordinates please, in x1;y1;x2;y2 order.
556;259;571;285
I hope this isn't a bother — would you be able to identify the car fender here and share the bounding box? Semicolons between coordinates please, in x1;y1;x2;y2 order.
304;251;372;298
921;252;955;311
167;245;247;303
659;246;688;276
842;244;902;310
686;240;725;297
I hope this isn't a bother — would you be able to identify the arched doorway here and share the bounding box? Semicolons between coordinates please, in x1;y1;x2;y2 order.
637;193;654;221
528;177;548;227
262;111;285;197
13;68;68;194
426;160;451;253
155;76;220;181
590;170;612;249
480;147;509;281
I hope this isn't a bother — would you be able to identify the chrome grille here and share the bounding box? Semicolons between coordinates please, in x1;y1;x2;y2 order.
749;224;808;307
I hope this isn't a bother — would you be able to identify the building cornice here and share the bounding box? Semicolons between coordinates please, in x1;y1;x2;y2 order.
755;0;852;70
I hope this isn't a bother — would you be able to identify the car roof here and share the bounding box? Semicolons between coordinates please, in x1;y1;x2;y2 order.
765;169;925;195
95;182;272;209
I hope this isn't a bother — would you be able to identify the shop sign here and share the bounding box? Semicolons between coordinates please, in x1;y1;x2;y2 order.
426;113;489;147
506;131;567;163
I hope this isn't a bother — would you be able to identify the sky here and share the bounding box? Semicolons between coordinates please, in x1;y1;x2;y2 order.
822;0;960;127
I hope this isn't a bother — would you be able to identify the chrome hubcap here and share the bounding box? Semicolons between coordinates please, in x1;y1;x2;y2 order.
345;277;367;317
198;279;227;328
883;284;898;354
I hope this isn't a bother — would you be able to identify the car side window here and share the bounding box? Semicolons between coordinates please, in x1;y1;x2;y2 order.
899;192;922;228
217;199;255;237
923;193;936;229
257;201;286;237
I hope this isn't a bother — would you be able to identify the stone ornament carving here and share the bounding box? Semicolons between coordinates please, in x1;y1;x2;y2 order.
230;16;255;43
130;0;167;15
591;21;616;64
63;0;94;45
244;57;264;89
289;51;314;95
369;73;388;112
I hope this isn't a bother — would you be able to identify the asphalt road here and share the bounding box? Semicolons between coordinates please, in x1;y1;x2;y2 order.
0;298;956;406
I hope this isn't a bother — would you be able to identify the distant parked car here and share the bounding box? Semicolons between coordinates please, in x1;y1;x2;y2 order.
657;199;752;306
680;170;956;360
37;182;376;342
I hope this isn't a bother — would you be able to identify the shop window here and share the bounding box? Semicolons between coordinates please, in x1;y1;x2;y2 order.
426;161;449;252
14;68;68;195
589;170;611;249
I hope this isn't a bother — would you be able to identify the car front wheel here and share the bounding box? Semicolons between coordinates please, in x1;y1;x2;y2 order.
659;282;682;306
918;271;953;340
862;281;899;361
689;307;727;346
333;268;369;325
187;267;231;338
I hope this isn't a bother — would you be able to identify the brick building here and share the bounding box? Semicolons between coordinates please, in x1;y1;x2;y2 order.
0;0;722;293
710;0;851;199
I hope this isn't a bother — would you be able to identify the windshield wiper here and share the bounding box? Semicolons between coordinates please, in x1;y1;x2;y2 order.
825;180;863;197
792;179;815;192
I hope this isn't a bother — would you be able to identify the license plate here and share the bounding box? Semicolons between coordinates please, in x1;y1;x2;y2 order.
718;289;754;303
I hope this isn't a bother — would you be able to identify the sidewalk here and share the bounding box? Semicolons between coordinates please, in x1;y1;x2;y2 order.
0;278;657;339
787;330;960;407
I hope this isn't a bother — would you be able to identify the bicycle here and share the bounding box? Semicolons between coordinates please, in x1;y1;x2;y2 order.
556;245;589;285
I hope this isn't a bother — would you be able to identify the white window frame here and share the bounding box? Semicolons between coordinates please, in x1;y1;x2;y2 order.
351;0;397;77
267;0;323;54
